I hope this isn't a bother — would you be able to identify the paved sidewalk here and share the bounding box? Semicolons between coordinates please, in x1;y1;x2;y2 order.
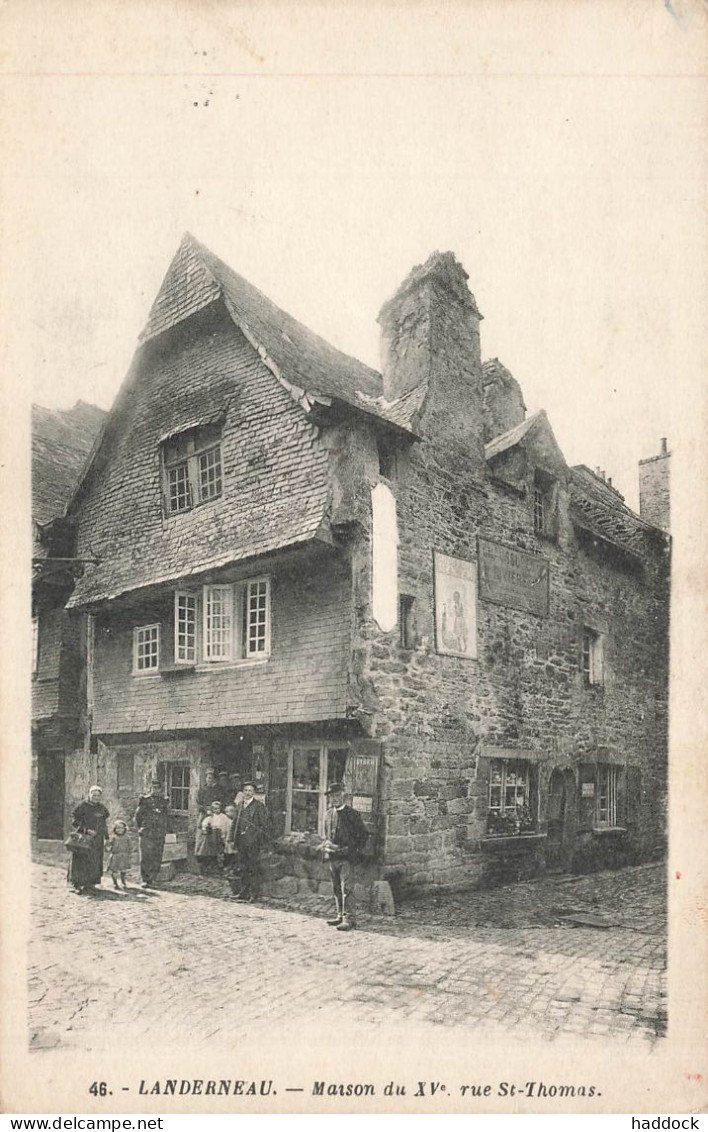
28;860;666;1052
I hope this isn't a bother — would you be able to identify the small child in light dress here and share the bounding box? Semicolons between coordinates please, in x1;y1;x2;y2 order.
106;820;132;889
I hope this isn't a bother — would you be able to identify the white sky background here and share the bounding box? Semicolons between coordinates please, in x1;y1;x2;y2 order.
3;0;706;510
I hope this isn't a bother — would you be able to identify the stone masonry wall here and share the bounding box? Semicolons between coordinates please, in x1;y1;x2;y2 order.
639;451;671;533
352;432;669;892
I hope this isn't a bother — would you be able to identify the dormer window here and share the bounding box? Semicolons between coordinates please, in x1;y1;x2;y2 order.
161;423;223;515
533;469;558;539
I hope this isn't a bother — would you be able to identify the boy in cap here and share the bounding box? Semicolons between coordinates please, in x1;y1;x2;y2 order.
323;783;368;931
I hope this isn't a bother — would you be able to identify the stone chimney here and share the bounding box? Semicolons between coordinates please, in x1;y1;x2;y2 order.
378;252;485;469
639;438;671;532
482;358;526;442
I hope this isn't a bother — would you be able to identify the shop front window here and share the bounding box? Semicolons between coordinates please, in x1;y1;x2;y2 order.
486;758;537;836
287;745;348;836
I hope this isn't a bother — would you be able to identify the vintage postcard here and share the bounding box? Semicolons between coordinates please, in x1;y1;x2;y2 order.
1;0;706;1118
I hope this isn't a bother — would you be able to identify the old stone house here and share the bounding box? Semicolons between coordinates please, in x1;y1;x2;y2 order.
60;236;670;897
31;400;106;844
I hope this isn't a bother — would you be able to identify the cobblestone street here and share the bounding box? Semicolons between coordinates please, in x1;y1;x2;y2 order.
28;859;666;1053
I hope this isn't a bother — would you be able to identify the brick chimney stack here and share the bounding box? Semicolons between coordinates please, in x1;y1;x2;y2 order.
378;252;486;471
639;438;671;532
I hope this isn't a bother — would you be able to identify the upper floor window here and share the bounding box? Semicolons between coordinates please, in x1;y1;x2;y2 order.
133;624;160;673
533;469;558;538
173;578;271;666
582;627;604;686
161;424;223;515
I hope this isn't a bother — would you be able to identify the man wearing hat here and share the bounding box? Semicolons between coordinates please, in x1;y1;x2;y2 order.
134;777;171;888
323;783;368;932
230;780;269;901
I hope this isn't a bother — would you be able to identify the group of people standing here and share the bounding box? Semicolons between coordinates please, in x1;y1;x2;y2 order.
66;768;269;902
67;778;170;894
195;774;269;901
66;771;369;932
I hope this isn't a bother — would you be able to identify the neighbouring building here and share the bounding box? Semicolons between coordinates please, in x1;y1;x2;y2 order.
57;237;670;899
31;400;106;845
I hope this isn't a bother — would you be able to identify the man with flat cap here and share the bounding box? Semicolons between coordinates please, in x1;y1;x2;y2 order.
134;776;170;888
230;780;269;901
323;782;368;932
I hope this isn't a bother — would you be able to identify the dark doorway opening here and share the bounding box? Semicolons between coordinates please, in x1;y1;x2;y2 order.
37;748;65;839
546;767;574;872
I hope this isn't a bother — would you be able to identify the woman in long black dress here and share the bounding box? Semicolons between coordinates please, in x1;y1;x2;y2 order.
68;785;110;894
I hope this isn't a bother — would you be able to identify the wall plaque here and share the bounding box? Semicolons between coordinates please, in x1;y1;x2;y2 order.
478;537;550;617
434;552;478;658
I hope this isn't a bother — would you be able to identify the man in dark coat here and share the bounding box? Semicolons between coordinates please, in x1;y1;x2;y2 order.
230;781;269;901
323;782;368;932
134;778;170;888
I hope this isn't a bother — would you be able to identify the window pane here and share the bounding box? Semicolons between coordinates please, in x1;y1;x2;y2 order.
290;789;320;834
326;749;348;789
136;625;159;670
176;593;196;661
246;580;268;654
198;446;222;501
292;748;321;791
168;762;190;812
205;586;232;660
168;462;190;512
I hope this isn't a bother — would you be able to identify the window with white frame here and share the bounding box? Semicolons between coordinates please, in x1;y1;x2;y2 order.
161;424;223;515
287;745;348;835
133;624;160;672
487;758;537;836
582;627;604;686
595;764;618;827
32;616;39;675
245;579;269;656
166;761;190;814
204;584;234;661
173;578;271;665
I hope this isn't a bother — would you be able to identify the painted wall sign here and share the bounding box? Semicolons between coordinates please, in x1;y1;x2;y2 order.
478;537;550;617
581;782;596;797
434;552;478;659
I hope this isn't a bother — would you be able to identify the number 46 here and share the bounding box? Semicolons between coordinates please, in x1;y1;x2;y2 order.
89;1082;108;1096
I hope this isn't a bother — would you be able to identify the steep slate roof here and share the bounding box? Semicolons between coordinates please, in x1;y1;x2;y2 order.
32;401;107;528
485;412;658;558
569;466;655;557
142;234;418;436
484;409;566;471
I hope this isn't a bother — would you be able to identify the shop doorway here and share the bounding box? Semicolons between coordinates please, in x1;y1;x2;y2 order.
546;767;574;872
